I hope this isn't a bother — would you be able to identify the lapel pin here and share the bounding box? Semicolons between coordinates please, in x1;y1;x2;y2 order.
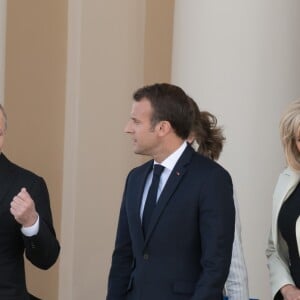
176;171;180;176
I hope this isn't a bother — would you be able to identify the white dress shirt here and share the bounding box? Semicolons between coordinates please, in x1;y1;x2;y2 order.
140;142;187;220
21;215;40;237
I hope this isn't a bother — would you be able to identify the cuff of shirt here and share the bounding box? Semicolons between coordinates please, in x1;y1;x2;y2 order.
21;215;40;237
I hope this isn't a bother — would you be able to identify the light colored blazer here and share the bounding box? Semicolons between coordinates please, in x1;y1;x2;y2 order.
224;194;249;300
266;167;300;299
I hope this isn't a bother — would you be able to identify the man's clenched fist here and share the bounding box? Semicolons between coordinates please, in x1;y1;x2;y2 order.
10;188;38;227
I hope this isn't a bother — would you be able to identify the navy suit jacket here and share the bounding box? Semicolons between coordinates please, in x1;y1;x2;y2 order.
0;153;60;300
107;145;235;300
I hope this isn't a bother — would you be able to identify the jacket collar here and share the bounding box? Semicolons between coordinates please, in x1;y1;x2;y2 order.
272;167;300;245
129;145;195;248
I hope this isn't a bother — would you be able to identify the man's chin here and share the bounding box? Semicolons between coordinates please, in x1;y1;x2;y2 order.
133;148;148;156
133;149;143;155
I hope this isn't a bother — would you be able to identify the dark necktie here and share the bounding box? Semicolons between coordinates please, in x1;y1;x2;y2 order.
142;164;165;236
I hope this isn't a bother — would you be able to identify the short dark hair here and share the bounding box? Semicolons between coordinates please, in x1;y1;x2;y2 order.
133;83;193;139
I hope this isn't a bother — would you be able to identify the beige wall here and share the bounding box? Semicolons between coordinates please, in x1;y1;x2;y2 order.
144;0;174;84
0;0;6;103
4;0;67;299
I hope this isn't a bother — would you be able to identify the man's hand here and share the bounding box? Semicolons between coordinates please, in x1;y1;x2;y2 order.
10;188;38;227
281;284;300;300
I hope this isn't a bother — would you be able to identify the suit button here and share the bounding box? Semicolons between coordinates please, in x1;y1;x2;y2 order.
143;253;149;260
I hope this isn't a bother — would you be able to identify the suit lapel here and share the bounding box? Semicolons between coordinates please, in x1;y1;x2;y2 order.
144;146;194;246
131;161;153;245
272;167;300;246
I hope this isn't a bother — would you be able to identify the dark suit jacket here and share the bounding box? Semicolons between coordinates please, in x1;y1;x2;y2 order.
0;153;60;300
107;145;235;300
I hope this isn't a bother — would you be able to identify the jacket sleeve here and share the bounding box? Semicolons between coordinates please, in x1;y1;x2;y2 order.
266;228;294;300
107;175;133;300
224;195;249;300
192;167;235;300
22;177;60;269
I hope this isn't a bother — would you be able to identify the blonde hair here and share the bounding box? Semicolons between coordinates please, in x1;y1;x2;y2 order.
280;100;300;171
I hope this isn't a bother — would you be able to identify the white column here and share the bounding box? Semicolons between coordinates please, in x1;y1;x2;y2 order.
59;1;145;299
172;1;300;299
58;0;81;299
0;0;6;104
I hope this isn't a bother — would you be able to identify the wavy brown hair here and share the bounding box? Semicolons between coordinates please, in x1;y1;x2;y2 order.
188;97;225;161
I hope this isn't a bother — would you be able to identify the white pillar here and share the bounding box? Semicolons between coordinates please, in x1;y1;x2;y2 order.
59;1;145;299
0;0;6;104
172;1;300;299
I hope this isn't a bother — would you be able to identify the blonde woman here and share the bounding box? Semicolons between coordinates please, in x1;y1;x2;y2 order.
266;100;300;300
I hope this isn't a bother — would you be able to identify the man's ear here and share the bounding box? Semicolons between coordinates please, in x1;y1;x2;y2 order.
157;120;172;136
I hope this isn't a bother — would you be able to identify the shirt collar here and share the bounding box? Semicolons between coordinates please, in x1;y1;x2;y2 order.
154;142;187;172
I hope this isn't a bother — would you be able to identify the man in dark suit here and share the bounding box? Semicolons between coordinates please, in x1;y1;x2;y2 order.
0;104;60;300
106;83;235;300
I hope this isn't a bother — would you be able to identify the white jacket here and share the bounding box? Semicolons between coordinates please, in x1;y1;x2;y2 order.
266;167;300;299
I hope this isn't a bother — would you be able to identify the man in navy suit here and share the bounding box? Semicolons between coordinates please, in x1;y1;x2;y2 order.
106;83;235;300
0;104;60;300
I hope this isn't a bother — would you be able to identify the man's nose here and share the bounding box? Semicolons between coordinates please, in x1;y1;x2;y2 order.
124;121;132;133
